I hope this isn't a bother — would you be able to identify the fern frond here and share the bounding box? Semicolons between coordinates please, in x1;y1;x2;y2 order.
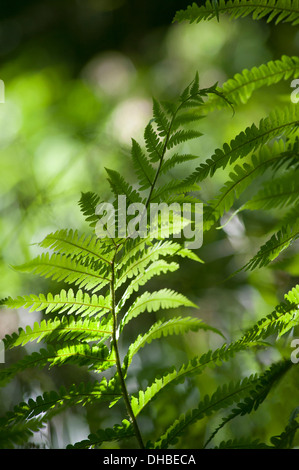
160;153;200;175
3;288;111;318
0;379;122;448
131;341;261;419
118;289;197;331
105;168;143;204
242;171;299;212
131;138;155;191
205;55;299;110
242;220;299;271
167;129;203;150
2;63;298;450
235;284;299;341
0;419;44;449
13;253;111;293
171;111;205;132
2;379;119;425
153;373;263;449
270;407;299;448
150;180;200;202
179;72;200;102
143;82;205;170
131;285;299;419
45;343;116;370
144;122;164;163
204;360;292;447
0;344;116;387
3;315;113;349
67;420;133;449
78;191;101;228
203;139;299;231
115;240;202;290
124;317;223;377
213;438;272;449
153;98;171;137
117;260;180;311
38;229;113;265
174;0;299;26
184;105;299;183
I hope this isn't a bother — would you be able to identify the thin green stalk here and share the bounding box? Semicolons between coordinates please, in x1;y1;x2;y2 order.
110;248;145;449
145;96;188;209
145;87;231;209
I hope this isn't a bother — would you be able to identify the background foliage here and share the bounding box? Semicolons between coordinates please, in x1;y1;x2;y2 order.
0;0;298;448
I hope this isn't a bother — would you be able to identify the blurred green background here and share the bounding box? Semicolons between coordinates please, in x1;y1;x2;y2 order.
0;0;298;448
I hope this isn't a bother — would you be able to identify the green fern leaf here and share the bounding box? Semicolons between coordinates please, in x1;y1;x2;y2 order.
3;315;113;349
130;289;298;420
153;98;171;137
3;288;111;318
0;344;116;387
123;316;224;373
174;0;299;26
78;191;101;228
213;438;272;449
171;111;205;131
167;129;203;150
131;138;155;191
115;240;202;290
160;153;200;175
38;229;113;265
204;360;292;447
117;260;180;311
150;180;200;202
184;105;299;183
203;139;298;231
0;419;43;449
13;253;112;293
130;340;261;418
243;220;299;271
105;168;143;204
67;420;133;449
233;284;299;341
0;379;122;448
205;55;299;110
270;407;299;448
242;171;299;212
153;373;263;449
144;122;164;163
118;290;197;331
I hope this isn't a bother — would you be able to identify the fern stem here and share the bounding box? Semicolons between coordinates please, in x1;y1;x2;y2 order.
145;87;230;209
110;248;145;449
145;98;186;209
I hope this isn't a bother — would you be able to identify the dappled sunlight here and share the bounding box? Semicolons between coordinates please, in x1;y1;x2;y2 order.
109;97;152;144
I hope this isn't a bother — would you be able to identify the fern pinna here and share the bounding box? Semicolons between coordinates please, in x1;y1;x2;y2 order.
1;0;299;449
